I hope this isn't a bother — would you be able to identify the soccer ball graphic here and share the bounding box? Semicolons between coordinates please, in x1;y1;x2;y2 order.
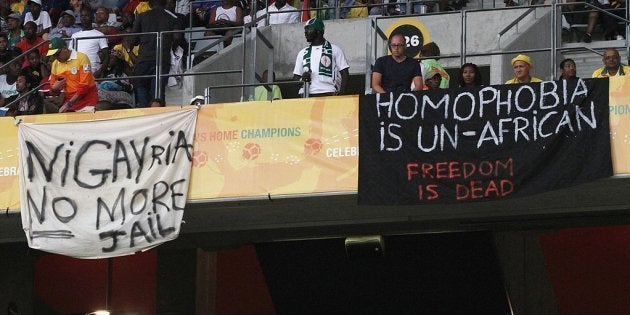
242;143;261;160
304;138;322;155
192;151;208;167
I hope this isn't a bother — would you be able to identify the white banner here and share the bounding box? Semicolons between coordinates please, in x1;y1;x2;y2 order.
18;109;198;259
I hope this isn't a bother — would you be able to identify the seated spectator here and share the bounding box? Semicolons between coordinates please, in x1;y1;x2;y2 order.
46;37;99;112
190;95;204;105
0;33;10;63
0;55;22;107
134;0;151;15
7;13;24;49
345;0;368;19
49;10;82;39
93;7;121;46
72;7;109;77
205;0;243;47
420;42;450;88
109;27;138;73
117;10;135;31
584;0;626;42
149;98;165;107
11;0;28;15
505;54;542;84
559;58;577;80
458;62;482;87
4;71;43;116
254;70;282;100
0;4;9;34
25;49;51;87
248;0;300;27
69;0;84;26
424;67;442;90
592;47;630;77
16;21;49;67
371;33;422;93
23;0;52;38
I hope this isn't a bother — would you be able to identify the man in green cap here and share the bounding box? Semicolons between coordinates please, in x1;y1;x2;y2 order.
293;18;349;97
46;37;99;113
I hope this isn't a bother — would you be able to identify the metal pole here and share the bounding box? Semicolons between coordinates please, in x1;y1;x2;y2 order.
461;10;467;65
551;0;557;80
304;82;310;98
155;32;162;100
204;86;211;103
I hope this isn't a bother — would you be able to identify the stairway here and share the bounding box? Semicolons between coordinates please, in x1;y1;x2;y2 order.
560;40;628;79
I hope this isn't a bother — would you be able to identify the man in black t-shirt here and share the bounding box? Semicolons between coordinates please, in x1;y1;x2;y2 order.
371;33;423;94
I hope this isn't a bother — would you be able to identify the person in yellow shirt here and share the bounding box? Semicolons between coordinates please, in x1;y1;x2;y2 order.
505;54;542;84
592;48;630;78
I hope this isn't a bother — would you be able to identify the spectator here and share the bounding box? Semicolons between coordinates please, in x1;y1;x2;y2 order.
117;10;135;31
205;0;243;47
72;7;109;77
11;0;28;15
109;26;138;74
23;0;52;38
0;55;21;104
583;0;625;42
294;18;349;97
46;37;99;112
94;6;121;28
7;13;24;49
132;0;180;106
69;0;84;25
25;49;51;87
149;98;165;106
93;6;122;47
371;33;422;94
420;42;450;88
0;33;10;63
559;58;577;80
0;3;9;34
16;21;49;67
134;0;152;15
254;70;282;100
424;67;442;90
344;0;368;19
505;54;542;84
250;0;300;27
592;47;630;77
4;71;44;116
190;95;204;105
49;10;82;39
458;62;482;87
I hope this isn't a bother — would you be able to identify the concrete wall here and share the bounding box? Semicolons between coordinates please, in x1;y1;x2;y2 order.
176;8;546;104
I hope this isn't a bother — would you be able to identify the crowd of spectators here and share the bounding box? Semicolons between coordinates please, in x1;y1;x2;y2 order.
0;0;625;116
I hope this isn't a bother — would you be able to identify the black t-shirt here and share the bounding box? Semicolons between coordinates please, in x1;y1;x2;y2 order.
373;55;422;93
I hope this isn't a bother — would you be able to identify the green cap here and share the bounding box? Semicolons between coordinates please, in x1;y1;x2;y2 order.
305;18;324;32
47;37;68;56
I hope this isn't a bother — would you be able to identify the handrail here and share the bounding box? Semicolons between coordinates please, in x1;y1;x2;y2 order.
497;7;537;38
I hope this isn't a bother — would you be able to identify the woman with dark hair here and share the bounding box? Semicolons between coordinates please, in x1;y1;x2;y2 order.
458;63;482;87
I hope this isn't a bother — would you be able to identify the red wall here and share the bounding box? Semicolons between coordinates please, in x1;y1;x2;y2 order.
34;250;157;314
541;225;630;315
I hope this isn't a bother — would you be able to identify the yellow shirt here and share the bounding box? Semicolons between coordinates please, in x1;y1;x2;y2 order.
592;65;630;78
11;0;27;14
346;5;368;18
504;77;542;84
134;2;152;16
112;44;140;67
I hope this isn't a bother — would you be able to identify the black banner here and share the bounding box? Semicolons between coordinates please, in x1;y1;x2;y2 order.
359;79;612;204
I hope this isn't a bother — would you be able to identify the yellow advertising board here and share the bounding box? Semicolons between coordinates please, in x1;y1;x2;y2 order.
0;97;359;209
1;80;629;210
609;76;630;174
